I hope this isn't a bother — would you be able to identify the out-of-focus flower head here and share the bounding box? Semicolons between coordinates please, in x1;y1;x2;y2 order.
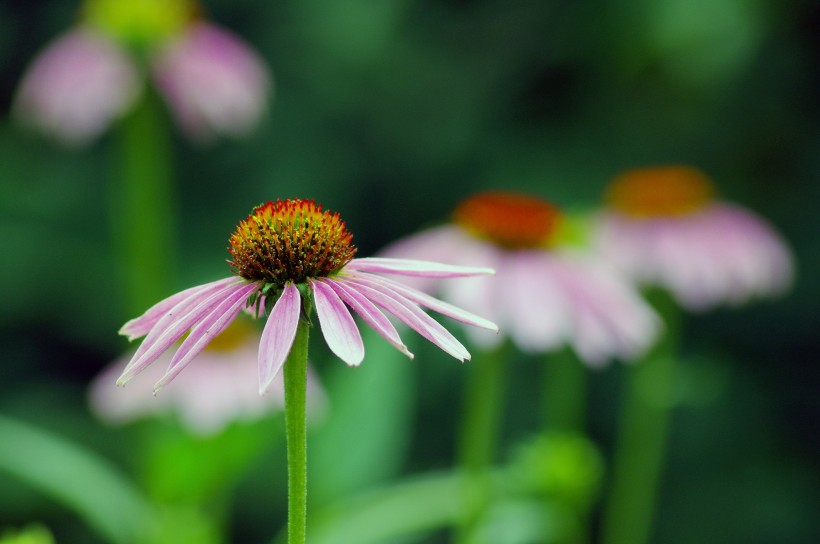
14;0;271;146
115;199;497;395
90;317;325;436
593;166;794;311
381;191;660;366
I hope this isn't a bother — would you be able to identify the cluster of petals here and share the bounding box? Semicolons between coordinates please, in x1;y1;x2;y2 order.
14;22;270;145
117;258;498;395
594;203;794;311
90;321;324;435
381;226;660;366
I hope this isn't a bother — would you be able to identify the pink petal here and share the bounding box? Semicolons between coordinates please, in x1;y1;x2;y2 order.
324;278;413;359
13;28;141;146
352;272;498;332
119;278;236;340
153;281;259;391
310;279;365;367
344;257;495;278
152;22;271;141
258;283;301;395
340;277;471;361
117;280;249;385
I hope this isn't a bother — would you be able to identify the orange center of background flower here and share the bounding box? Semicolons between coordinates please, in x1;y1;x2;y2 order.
228;199;356;286
452;192;562;249
606;166;715;218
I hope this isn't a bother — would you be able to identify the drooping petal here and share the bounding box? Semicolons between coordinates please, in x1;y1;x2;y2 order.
310;279;364;367
154;281;259;391
344;257;495;279
258;282;301;395
340;277;471;361
13;28;141;146
119;278;236;340
117;280;251;385
324;278;413;359
152;22;271;141
351;272;499;332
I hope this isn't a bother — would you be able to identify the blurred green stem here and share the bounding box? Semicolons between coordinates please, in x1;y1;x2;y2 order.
284;318;311;544
113;91;176;316
600;290;680;544
454;343;509;544
543;347;587;433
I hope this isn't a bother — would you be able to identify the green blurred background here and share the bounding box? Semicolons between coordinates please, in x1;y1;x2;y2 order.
1;0;818;543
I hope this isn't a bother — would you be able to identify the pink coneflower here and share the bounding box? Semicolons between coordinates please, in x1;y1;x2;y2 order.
90;318;325;435
116;199;497;394
13;0;270;145
382;192;660;365
593;166;794;311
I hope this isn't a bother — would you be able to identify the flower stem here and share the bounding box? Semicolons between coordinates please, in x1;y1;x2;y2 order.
454;343;509;544
542;347;587;433
284;317;311;544
600;290;680;544
112;91;176;316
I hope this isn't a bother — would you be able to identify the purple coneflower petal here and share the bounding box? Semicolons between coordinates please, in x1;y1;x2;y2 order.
345;257;495;278
340;277;471;361
153;281;259;392
310;279;365;367
117;279;247;385
119;278;236;340
323;278;413;359
352;272;499;332
258;282;301;395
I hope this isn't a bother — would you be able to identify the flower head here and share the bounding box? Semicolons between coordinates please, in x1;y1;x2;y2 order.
14;0;270;145
594;166;794;311
117;199;497;395
382;191;660;365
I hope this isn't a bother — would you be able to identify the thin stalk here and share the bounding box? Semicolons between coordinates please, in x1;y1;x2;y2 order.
600;290;680;544
284;317;311;544
112;91;176;316
454;343;509;544
542;347;587;433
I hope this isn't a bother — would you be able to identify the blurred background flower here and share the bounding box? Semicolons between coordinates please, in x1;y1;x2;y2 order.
1;1;818;543
13;0;270;145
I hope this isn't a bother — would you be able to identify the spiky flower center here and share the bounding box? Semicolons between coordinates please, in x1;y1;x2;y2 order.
606;166;715;218
453;191;562;249
228;199;357;287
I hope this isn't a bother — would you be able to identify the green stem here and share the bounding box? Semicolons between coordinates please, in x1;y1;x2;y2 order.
454;343;509;544
284;318;311;544
542;347;587;433
112;91;176;316
600;290;680;544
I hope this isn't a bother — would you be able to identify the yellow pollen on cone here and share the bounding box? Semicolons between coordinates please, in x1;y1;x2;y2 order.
228;199;357;286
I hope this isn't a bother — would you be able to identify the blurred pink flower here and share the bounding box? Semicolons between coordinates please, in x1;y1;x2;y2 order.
89;319;325;436
116;199;497;395
381;192;660;366
593;166;794;311
13;10;270;145
13;29;141;146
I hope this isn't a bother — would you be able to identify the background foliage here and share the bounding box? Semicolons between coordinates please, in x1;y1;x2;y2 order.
1;0;818;543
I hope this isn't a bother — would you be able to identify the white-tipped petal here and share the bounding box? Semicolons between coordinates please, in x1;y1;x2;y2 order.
154;281;258;391
311;279;365;367
117;279;246;385
340;277;471;361
353;272;499;332
324;278;413;359
258;283;301;395
345;257;495;278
